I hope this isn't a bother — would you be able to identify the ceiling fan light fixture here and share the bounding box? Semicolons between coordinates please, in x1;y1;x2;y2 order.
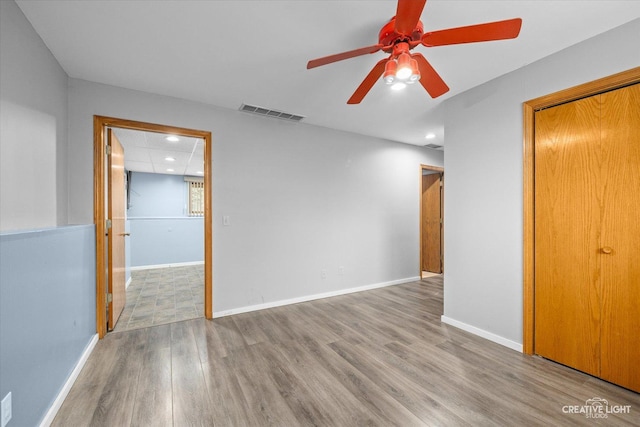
407;58;420;84
395;53;413;80
383;60;397;85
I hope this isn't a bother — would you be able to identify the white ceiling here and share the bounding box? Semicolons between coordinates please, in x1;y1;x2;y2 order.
16;1;640;147
112;128;204;177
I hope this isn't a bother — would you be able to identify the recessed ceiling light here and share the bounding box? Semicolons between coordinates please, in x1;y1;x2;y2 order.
166;168;174;172
425;133;436;139
165;156;175;162
166;136;179;142
196;171;203;175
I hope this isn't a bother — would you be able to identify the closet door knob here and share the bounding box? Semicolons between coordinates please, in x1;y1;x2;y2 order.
600;246;613;254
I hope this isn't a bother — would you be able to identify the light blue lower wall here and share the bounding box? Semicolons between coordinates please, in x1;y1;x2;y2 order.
129;217;203;267
0;225;96;427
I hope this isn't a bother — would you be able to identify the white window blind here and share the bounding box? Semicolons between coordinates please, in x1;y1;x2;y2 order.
185;177;204;216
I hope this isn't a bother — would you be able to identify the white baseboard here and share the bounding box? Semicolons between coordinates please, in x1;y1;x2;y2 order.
125;276;132;289
214;276;420;318
440;315;523;353
40;333;99;427
130;261;204;271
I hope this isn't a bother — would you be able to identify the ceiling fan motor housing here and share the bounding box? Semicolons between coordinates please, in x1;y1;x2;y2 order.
379;17;424;52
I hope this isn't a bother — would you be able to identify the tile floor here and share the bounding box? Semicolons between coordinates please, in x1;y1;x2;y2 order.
112;264;204;332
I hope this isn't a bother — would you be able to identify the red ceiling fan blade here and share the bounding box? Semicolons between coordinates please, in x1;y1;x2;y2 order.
421;18;522;47
412;53;449;98
395;0;427;35
347;58;389;104
307;44;384;69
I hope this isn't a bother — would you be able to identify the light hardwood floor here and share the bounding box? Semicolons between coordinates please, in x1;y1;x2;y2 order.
53;276;640;426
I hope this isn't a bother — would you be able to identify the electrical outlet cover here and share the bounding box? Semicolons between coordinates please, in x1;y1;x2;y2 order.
1;392;11;427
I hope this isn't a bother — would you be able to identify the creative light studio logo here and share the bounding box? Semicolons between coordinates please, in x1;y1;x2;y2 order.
562;397;632;419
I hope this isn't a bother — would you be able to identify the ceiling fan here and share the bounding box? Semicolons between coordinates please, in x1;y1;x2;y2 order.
307;0;522;104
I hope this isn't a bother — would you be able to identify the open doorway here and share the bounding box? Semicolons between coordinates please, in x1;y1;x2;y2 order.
93;116;212;339
110;127;205;332
420;164;443;279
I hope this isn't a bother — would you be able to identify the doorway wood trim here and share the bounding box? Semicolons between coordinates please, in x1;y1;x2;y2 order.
522;67;640;354
420;164;444;277
94;116;213;339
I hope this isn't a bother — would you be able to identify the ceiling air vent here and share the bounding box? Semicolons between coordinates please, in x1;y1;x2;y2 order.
239;104;305;122
424;143;443;150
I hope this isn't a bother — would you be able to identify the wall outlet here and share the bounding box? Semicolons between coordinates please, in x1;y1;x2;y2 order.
222;215;230;226
338;266;345;276
1;392;11;427
321;269;327;279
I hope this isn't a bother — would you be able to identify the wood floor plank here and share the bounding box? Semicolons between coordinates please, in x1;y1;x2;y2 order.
211;315;248;353
256;343;341;426
51;334;124;426
190;314;228;361
171;319;215;425
322;298;415;346
230;311;270;346
194;318;261;426
287;303;345;344
224;343;300;426
89;328;148;426
53;276;640;427
130;324;172;426
380;338;549;426
344;299;419;345
296;334;427;427
328;339;470;426
295;303;366;345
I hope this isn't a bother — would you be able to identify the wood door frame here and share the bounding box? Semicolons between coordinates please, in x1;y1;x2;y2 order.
522;67;640;355
419;164;444;277
94;115;213;339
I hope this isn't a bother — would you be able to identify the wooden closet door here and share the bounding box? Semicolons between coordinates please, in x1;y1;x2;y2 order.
599;83;640;392
534;94;603;377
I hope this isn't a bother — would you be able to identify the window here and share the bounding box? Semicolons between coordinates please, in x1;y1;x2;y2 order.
185;177;204;216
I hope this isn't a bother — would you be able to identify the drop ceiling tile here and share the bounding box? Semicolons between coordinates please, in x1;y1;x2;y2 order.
124;160;154;173
145;132;197;152
122;146;152;163
113;128;148;148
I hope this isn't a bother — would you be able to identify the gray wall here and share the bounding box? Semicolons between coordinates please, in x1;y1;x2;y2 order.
67;79;444;314
0;0;68;232
0;3;96;425
442;18;640;346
